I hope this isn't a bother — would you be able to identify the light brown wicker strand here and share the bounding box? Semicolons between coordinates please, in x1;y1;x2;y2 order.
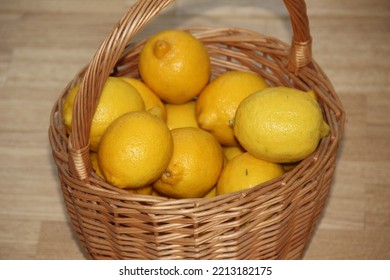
283;0;311;43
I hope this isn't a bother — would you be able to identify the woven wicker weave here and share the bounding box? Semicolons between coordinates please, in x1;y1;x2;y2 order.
48;0;345;259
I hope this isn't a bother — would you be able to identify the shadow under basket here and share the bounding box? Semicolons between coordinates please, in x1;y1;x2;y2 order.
48;0;345;259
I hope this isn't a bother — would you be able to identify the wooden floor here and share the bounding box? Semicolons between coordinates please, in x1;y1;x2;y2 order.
0;0;389;260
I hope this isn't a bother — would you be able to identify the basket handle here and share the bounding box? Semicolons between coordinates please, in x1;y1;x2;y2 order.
68;0;312;180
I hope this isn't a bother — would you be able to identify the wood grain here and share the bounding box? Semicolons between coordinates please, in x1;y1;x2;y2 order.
1;0;389;260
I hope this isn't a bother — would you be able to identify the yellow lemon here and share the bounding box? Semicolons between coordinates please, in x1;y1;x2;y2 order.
222;145;246;161
217;152;285;195
119;77;167;121
234;87;330;163
195;71;268;146
98;111;173;189
165;101;199;130
62;85;79;135
62;77;145;151
153;127;224;198
139;29;210;104
203;186;217;198
146;106;166;120
151;189;169;198
90;152;104;178
134;185;154;195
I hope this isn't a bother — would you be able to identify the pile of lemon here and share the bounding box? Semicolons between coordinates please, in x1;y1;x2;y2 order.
62;30;329;199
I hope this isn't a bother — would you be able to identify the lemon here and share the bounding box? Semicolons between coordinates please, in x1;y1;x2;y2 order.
217;152;285;195
90;152;104;178
119;77;167;121
196;71;268;146
153;127;224;198
146;106;166;120
139;29;210;104
234;87;330;163
165;101;199;130
134;185;153;195
222;145;246;161
98;111;173;189
203;186;217;198
151;189;169;198
62;77;145;151
62;85;79;135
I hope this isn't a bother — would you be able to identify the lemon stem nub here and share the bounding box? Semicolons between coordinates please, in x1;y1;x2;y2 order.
154;40;171;59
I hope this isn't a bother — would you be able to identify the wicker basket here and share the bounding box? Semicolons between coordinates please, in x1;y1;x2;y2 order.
48;0;345;260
